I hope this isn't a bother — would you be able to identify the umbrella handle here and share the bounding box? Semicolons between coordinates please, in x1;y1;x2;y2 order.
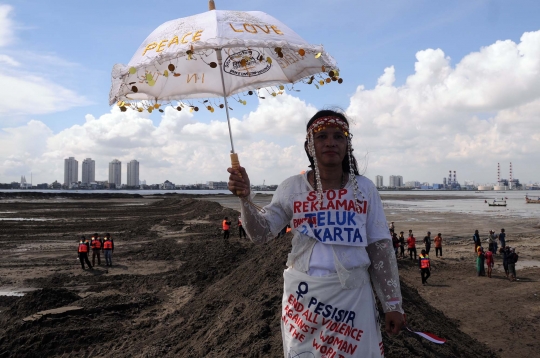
230;153;244;196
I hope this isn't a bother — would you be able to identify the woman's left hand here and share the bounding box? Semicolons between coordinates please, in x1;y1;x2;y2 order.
385;311;405;335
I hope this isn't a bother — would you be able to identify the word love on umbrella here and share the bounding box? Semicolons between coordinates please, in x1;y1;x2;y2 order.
109;4;343;115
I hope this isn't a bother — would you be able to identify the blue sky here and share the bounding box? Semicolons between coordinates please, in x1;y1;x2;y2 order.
1;0;540;185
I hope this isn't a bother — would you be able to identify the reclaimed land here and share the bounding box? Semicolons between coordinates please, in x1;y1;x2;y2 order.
0;191;537;357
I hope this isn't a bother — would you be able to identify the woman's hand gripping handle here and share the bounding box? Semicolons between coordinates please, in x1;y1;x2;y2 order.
228;153;251;198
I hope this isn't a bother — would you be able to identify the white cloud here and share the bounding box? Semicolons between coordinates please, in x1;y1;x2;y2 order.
0;72;89;116
0;4;89;117
0;54;19;66
347;29;540;184
0;5;14;47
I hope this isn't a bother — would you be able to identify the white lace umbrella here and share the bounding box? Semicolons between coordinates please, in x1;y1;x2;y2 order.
109;0;343;168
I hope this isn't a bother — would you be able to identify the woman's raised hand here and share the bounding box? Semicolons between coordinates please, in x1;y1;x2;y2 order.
227;166;251;197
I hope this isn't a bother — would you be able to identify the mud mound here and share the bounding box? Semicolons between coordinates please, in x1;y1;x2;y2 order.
0;296;19;309
382;280;497;357
151;197;236;221
4;288;80;319
78;292;160;313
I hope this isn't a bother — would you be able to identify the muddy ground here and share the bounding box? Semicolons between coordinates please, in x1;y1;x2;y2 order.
0;192;536;357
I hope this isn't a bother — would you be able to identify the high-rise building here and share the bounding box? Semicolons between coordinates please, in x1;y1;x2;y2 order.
64;157;78;185
127;160;140;187
81;158;95;184
375;175;383;188
109;159;122;188
389;175;403;188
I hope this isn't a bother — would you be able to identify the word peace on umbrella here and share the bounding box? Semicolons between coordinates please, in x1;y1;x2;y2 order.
109;3;343;115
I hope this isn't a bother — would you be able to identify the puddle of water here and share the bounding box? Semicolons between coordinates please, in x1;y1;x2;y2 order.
515;260;540;270
0;218;57;221
114;203;147;206
0;287;38;296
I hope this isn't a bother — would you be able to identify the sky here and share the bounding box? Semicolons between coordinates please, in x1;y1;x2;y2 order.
1;0;540;186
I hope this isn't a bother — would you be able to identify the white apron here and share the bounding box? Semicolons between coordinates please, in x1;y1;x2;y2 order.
281;268;384;358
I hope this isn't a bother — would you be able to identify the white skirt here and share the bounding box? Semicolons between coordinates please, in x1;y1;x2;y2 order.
281;267;384;358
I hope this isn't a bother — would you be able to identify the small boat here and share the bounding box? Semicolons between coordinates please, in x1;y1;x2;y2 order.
525;195;540;204
488;199;507;207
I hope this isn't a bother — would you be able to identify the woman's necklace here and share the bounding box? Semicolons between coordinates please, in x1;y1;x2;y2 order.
310;171;345;190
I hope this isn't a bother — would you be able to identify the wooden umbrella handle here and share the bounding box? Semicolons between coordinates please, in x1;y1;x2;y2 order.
230;153;244;196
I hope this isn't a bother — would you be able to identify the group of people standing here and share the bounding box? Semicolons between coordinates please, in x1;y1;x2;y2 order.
390;224;444;261
222;216;246;240
77;233;114;270
389;223;442;286
473;228;518;281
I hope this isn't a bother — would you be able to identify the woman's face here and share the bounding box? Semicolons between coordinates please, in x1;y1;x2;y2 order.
312;127;347;168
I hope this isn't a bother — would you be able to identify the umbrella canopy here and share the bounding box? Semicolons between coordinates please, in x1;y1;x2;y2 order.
109;7;342;111
109;1;343;170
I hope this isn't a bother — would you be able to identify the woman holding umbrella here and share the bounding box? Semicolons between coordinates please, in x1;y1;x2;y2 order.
228;109;404;357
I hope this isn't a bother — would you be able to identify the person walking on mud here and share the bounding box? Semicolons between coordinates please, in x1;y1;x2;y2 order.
498;228;506;249
502;246;510;278
419;249;431;285
407;232;417;260
473;229;481;253
423;231;432;255
90;233;103;266
507;248;518;282
398;231;406;258
488;230;498;255
237;215;246;239
434;233;443;257
392;231;400;257
103;233;114;267
476;246;486;277
78;236;93;270
485;248;494;278
227;109;404;357
222;216;231;240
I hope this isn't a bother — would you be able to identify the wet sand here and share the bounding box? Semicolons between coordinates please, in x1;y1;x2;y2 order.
0;192;537;357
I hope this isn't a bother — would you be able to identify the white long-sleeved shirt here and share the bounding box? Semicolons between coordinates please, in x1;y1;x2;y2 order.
240;173;403;313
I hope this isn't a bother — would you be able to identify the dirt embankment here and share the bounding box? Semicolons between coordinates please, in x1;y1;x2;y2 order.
0;194;498;357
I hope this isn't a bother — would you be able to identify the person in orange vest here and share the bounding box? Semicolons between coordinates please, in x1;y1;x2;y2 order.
407;232;417;260
434;233;443;258
103;233;114;267
419;249;431;285
222;217;231;240
90;232;103;266
238;215;246;239
78;236;93;270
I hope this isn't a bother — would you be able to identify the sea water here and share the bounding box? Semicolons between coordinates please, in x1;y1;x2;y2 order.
381;191;540;219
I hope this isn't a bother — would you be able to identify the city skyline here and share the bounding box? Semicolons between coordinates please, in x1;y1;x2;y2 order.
60;157;143;187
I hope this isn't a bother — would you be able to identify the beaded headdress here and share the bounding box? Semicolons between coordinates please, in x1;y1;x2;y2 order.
306;116;364;211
